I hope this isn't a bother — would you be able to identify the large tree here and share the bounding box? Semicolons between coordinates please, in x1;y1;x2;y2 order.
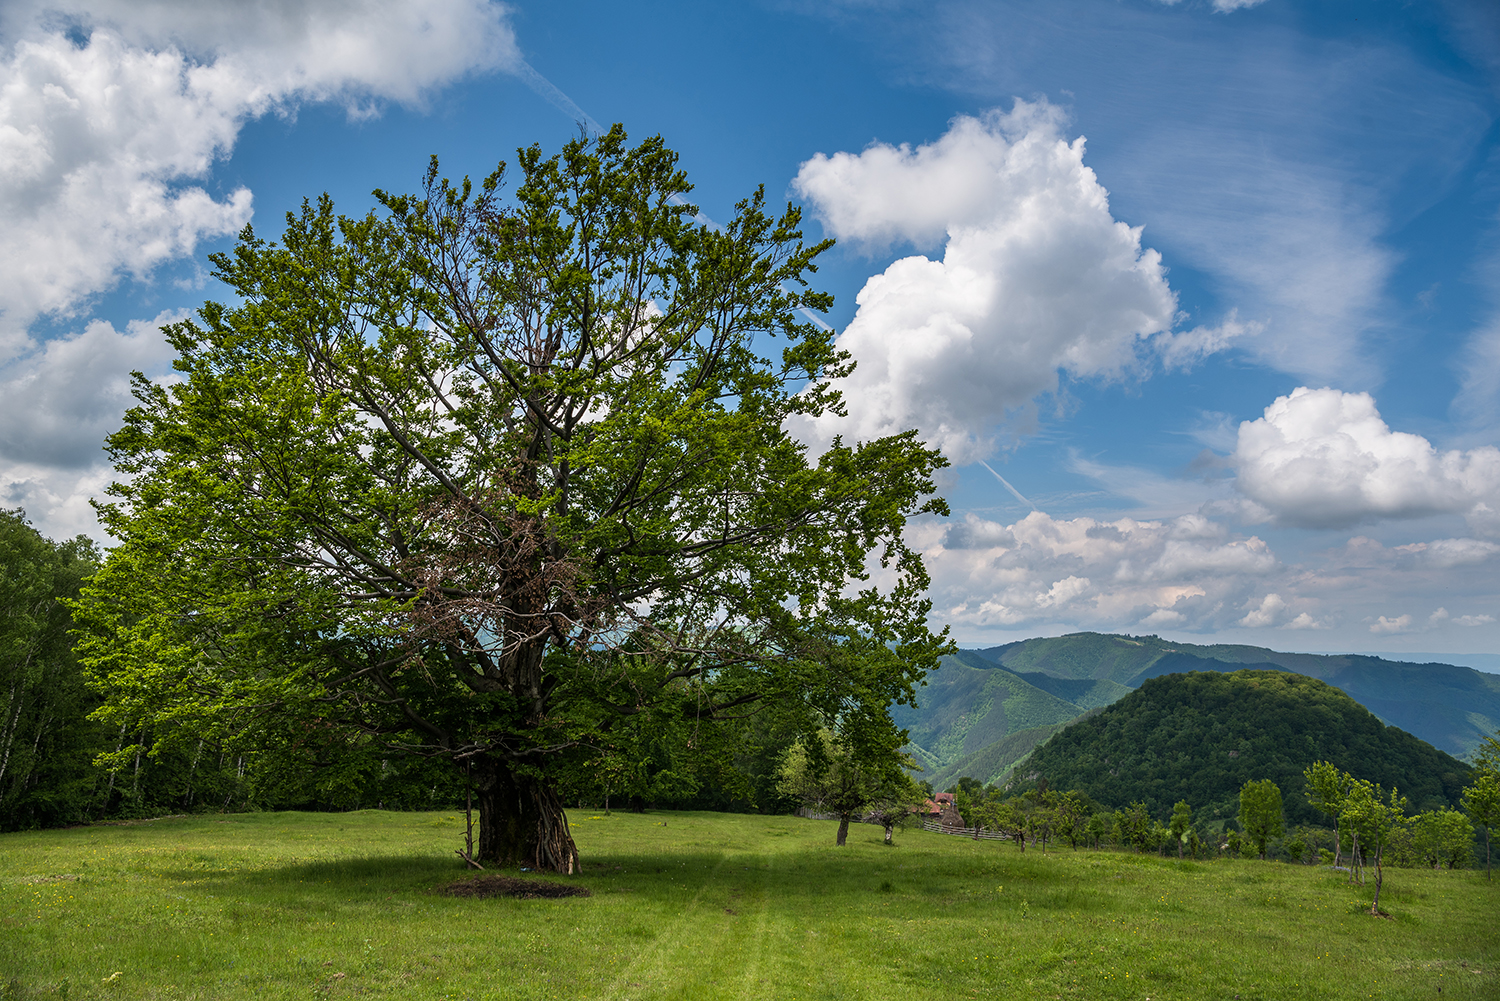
76;128;950;872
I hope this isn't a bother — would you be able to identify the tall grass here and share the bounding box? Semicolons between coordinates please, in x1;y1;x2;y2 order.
1;810;1494;999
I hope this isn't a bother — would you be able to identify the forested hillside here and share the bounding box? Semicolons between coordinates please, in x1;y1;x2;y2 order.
898;632;1497;792
969;632;1500;759
891;653;1085;784
1010;670;1471;825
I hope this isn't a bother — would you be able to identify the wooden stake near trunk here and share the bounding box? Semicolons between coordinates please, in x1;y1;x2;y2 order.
457;760;484;870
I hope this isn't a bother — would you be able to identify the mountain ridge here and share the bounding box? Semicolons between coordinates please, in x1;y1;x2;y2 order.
899;632;1500;790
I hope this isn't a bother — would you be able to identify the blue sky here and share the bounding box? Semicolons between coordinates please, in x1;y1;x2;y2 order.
3;0;1499;661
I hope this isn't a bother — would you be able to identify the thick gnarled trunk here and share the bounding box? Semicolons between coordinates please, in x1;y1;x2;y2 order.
474;758;578;873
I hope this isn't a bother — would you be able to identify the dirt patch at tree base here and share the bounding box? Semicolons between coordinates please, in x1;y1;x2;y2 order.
441;875;592;900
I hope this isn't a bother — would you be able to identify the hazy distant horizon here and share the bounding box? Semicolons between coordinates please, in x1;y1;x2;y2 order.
956;636;1500;676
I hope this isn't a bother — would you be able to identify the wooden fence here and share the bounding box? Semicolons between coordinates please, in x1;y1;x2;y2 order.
921;820;1014;841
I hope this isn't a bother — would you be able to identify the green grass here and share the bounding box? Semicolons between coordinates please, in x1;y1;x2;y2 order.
2;810;1495;1000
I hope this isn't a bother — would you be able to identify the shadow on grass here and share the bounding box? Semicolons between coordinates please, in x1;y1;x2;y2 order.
160;853;459;892
157;840;1142;930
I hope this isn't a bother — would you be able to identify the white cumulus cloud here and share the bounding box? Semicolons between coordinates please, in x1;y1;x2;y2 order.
0;1;519;540
1233;387;1500;529
1237;592;1287;628
0;0;518;349
790;101;1183;463
1369;614;1413;634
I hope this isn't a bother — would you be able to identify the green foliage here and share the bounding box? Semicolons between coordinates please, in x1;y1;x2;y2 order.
0;510;100;830
75;127;951;864
1471;729;1500;777
1014;670;1470;823
1051;789;1088;848
1239;779;1284;859
1169;799;1193;857
1280;828;1308;864
778;729;916;836
1303;760;1349;825
1409;808;1475;870
1116;801;1152;852
1460;755;1500;879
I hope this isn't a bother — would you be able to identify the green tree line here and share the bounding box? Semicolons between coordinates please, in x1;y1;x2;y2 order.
0;509;819;830
914;754;1499;893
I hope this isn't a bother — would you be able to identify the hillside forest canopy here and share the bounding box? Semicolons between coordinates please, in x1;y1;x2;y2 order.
71;127;951;871
1009;671;1471;825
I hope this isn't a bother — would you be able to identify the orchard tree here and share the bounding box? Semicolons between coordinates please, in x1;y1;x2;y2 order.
1462;751;1500;880
1304;760;1351;868
1169;800;1193;860
1342;781;1407;915
978;797;1027;850
76;128;950;872
1051;790;1087;849
866;771;925;845
1117;801;1151;852
1084;809;1111;850
1239;779;1284;860
1410;808;1475;871
779;729;909;846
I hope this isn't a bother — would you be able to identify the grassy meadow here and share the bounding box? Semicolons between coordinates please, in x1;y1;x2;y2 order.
1;809;1494;1000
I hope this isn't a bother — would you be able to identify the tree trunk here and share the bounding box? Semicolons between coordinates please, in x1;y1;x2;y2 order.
1369;843;1384;915
836;815;851;846
474;758;578;874
1333;816;1341;868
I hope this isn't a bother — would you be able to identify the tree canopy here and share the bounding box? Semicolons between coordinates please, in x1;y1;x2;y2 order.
75;127;950;870
0;510;99;830
1238;779;1284;859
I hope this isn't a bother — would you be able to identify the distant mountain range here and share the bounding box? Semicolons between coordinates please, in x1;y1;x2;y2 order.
893;632;1500;790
